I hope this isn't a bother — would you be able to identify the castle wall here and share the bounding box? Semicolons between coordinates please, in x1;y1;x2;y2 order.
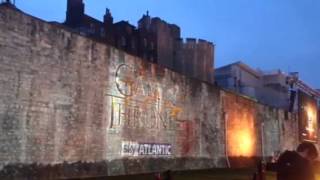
222;92;261;167
151;19;176;70
66;0;216;84
280;112;299;151
176;38;214;83
0;6;225;179
0;5;302;179
221;92;298;167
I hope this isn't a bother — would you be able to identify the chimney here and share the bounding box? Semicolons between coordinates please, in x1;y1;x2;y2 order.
65;0;85;27
104;8;114;44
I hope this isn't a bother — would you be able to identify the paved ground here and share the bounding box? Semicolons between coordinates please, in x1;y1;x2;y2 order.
82;169;277;180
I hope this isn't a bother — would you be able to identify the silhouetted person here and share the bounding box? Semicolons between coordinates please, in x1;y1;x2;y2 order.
277;142;318;180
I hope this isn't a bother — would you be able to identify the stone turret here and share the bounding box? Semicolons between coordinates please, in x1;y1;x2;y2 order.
138;11;151;30
103;8;113;25
175;38;215;83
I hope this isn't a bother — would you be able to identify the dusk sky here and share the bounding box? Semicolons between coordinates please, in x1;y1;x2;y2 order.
14;0;320;88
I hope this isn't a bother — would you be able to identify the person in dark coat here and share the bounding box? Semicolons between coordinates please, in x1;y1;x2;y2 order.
277;142;318;180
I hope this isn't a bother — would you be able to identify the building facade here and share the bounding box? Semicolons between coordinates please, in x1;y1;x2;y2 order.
64;0;215;83
214;61;263;98
215;61;320;110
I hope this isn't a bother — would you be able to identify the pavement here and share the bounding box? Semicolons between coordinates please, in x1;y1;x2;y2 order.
82;168;277;180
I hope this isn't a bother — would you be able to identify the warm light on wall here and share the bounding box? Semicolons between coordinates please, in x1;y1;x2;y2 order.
304;105;317;139
227;112;256;157
237;130;254;156
299;91;318;142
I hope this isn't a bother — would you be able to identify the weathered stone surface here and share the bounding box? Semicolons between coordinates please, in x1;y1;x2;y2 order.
0;5;300;179
0;5;224;178
221;91;260;167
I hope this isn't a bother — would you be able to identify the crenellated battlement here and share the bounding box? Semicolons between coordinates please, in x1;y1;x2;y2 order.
63;0;215;83
179;38;214;49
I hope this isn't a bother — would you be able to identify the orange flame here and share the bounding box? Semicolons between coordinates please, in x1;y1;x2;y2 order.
227;112;256;157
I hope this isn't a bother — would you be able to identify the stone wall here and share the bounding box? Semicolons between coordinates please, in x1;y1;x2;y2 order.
222;92;261;167
0;5;225;179
0;5;301;179
219;91;299;167
176;38;214;83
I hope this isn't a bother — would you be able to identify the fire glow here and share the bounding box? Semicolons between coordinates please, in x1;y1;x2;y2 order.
299;91;318;142
304;105;317;139
237;130;254;156
227;112;256;157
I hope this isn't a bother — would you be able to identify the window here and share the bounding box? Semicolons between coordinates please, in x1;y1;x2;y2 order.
143;38;147;47
100;28;105;37
121;36;126;47
131;40;135;49
89;23;95;34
